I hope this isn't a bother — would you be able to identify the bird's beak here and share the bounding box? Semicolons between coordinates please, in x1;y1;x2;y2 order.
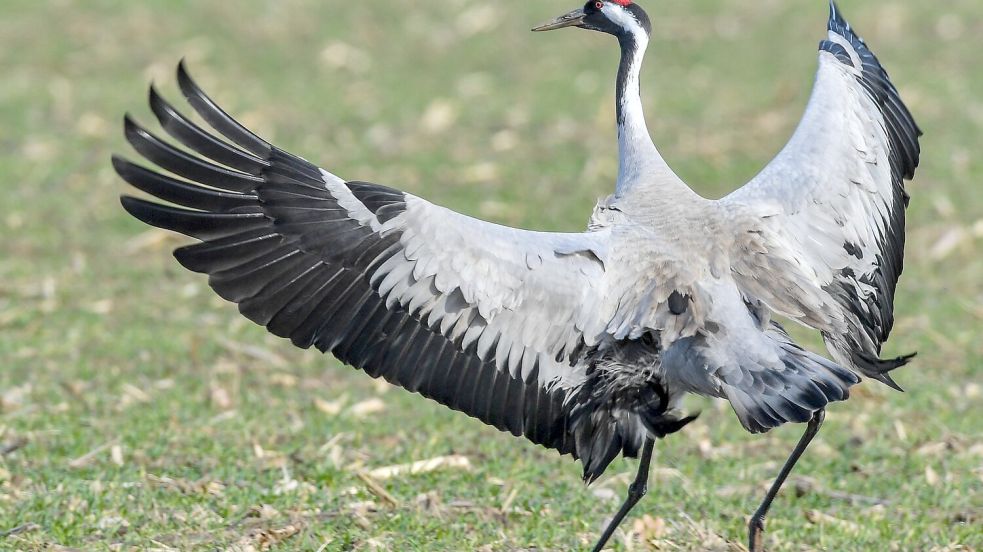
531;8;587;32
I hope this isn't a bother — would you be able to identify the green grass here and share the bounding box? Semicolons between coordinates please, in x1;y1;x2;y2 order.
1;0;981;550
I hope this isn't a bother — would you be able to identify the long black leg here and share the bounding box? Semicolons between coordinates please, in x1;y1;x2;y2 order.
591;437;655;552
748;409;826;552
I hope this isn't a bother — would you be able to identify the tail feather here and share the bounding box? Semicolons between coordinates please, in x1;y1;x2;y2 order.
675;321;862;435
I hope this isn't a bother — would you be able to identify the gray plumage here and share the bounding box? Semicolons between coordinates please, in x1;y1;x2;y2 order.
116;2;919;547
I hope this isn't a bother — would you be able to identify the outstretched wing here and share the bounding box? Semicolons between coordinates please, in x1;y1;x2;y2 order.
117;63;616;457
724;2;920;388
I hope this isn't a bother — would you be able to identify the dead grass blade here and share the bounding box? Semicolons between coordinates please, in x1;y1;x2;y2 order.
67;440;119;469
218;339;288;369
0;523;40;539
805;509;862;533
366;455;471;480
355;472;399;508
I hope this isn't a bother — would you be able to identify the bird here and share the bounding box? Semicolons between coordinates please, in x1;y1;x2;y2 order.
114;1;920;550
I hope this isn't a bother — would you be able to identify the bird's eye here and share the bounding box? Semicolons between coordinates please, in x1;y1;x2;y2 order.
594;1;604;9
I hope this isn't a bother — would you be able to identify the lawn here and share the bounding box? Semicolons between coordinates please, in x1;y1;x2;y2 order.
1;0;980;550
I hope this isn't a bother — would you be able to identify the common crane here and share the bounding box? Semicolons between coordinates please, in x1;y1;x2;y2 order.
115;1;921;550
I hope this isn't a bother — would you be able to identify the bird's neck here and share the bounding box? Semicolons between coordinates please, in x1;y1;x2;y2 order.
614;32;689;200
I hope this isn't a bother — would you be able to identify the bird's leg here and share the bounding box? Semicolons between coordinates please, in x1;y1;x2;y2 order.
748;409;826;552
591;437;655;552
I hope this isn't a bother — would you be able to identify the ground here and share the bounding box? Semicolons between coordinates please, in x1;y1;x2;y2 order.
1;0;980;550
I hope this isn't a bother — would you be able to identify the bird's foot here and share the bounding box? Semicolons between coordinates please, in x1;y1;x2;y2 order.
748;516;765;552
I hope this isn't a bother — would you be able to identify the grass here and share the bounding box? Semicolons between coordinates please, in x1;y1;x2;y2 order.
1;0;981;550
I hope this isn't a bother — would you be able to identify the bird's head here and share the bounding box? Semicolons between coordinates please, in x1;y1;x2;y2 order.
532;1;652;39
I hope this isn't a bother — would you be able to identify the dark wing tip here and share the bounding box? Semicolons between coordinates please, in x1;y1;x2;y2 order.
828;1;848;31
822;2;922;180
122;113;157;155
148;82;162;103
111;153;133;176
853;351;915;392
872;372;904;393
122;112;145;142
176;59;199;101
112;155;153;193
148;83;169;119
827;1;860;44
174;61;273;157
120;195;162;228
175;60;216;118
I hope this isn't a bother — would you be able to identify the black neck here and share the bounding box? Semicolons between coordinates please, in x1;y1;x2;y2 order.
616;34;640;126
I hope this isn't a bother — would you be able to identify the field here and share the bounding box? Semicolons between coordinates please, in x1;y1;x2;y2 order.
1;0;981;550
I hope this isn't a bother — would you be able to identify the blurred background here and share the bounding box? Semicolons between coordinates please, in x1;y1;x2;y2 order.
1;0;980;549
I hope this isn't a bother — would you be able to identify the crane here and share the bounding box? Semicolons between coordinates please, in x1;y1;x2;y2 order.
115;1;920;550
